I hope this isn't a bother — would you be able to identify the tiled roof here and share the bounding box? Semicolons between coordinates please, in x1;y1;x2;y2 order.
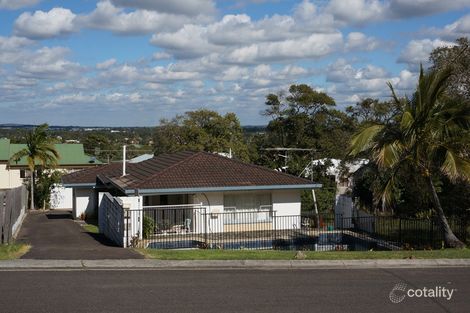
63;151;319;192
61;151;192;186
62;162;122;185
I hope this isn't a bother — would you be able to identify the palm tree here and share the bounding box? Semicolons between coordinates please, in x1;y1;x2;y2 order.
349;67;470;248
10;124;59;210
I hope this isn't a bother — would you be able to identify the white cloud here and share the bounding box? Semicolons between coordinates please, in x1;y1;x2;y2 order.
99;64;139;84
345;32;380;51
14;7;77;39
397;39;455;70
428;14;470;39
151;24;221;59
327;0;470;25
81;1;193;35
146;65;200;82
327;0;384;25
16;46;83;79
96;58;117;70
110;0;216;17
153;52;172;60
0;36;33;63
0;0;40;10
388;0;470;18
225;32;343;64
0;36;33;50
326;59;416;105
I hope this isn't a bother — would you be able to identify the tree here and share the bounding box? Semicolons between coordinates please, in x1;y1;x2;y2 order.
257;85;353;213
83;133;116;163
430;37;470;100
10;124;59;210
349;67;470;248
346;98;402;124
154;110;250;161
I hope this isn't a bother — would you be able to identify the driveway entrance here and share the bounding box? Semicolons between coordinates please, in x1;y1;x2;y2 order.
17;210;143;259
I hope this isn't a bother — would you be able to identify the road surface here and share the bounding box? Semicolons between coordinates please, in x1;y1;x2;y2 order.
0;267;468;312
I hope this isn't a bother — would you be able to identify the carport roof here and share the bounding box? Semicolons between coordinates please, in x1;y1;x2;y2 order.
62;151;321;193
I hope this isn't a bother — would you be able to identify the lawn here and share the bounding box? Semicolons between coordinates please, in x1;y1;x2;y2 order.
82;219;99;234
0;244;30;260
82;224;99;234
136;248;470;260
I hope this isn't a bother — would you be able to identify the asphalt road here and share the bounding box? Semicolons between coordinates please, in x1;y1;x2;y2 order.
0;267;468;313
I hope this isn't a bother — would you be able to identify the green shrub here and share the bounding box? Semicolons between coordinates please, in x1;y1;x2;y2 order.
143;216;155;239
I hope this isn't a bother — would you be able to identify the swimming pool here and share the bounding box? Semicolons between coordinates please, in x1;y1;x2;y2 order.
145;233;391;251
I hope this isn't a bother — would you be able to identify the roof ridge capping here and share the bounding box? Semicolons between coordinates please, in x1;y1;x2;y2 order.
201;151;315;183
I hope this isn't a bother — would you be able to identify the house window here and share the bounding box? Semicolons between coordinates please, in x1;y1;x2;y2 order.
20;170;26;178
223;193;272;224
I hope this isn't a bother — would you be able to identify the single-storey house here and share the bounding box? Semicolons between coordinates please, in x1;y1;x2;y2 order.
0;138;101;209
62;151;321;222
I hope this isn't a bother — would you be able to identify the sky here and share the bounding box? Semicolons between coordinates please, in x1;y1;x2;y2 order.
0;0;469;127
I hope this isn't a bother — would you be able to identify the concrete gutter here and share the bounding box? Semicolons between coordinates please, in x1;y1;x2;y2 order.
1;259;470;270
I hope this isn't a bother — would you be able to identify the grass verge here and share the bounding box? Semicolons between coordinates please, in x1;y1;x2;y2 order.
82;224;99;234
0;244;30;260
82;219;99;234
136;248;470;260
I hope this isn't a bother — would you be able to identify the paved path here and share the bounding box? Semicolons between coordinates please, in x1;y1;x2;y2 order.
17;210;143;260
0;268;468;313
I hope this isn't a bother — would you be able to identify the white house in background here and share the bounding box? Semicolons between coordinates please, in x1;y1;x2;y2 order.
62;151;321;223
0;138;101;209
309;158;368;226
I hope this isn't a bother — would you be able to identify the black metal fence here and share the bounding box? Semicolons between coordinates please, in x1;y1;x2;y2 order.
125;207;470;251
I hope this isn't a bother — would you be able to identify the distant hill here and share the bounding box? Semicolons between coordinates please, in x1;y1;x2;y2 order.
0;124;267;132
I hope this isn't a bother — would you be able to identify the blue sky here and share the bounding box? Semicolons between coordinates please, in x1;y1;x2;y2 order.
0;0;469;126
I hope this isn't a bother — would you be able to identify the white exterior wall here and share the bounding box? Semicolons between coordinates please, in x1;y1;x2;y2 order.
191;190;302;233
0;164;24;189
271;190;302;230
118;195;143;242
50;184;73;210
193;192;224;233
73;188;96;219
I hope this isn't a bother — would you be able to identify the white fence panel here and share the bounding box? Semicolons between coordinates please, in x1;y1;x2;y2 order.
99;193;125;247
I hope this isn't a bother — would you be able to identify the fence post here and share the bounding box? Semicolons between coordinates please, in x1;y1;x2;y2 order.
398;218;402;244
429;218;434;248
204;208;208;245
273;211;277;243
123;204;130;248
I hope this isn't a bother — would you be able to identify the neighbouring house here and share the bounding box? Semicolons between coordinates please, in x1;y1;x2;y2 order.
62;151;321;226
309;158;369;227
0;138;101;209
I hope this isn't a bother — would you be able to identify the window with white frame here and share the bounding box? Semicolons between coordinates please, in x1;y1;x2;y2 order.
223;193;272;224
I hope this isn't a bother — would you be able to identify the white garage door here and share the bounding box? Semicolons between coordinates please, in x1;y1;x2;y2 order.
50;184;73;210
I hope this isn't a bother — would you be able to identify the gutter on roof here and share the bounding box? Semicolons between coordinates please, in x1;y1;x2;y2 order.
125;184;322;195
62;182;95;188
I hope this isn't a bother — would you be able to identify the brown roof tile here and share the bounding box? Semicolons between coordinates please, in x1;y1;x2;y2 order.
63;151;319;192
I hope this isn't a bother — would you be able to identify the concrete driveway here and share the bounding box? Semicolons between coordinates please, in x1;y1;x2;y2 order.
17;210;143;260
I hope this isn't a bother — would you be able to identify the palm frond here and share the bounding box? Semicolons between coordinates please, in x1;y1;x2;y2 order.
441;149;470;182
374;140;403;169
9;149;29;164
349;124;384;156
